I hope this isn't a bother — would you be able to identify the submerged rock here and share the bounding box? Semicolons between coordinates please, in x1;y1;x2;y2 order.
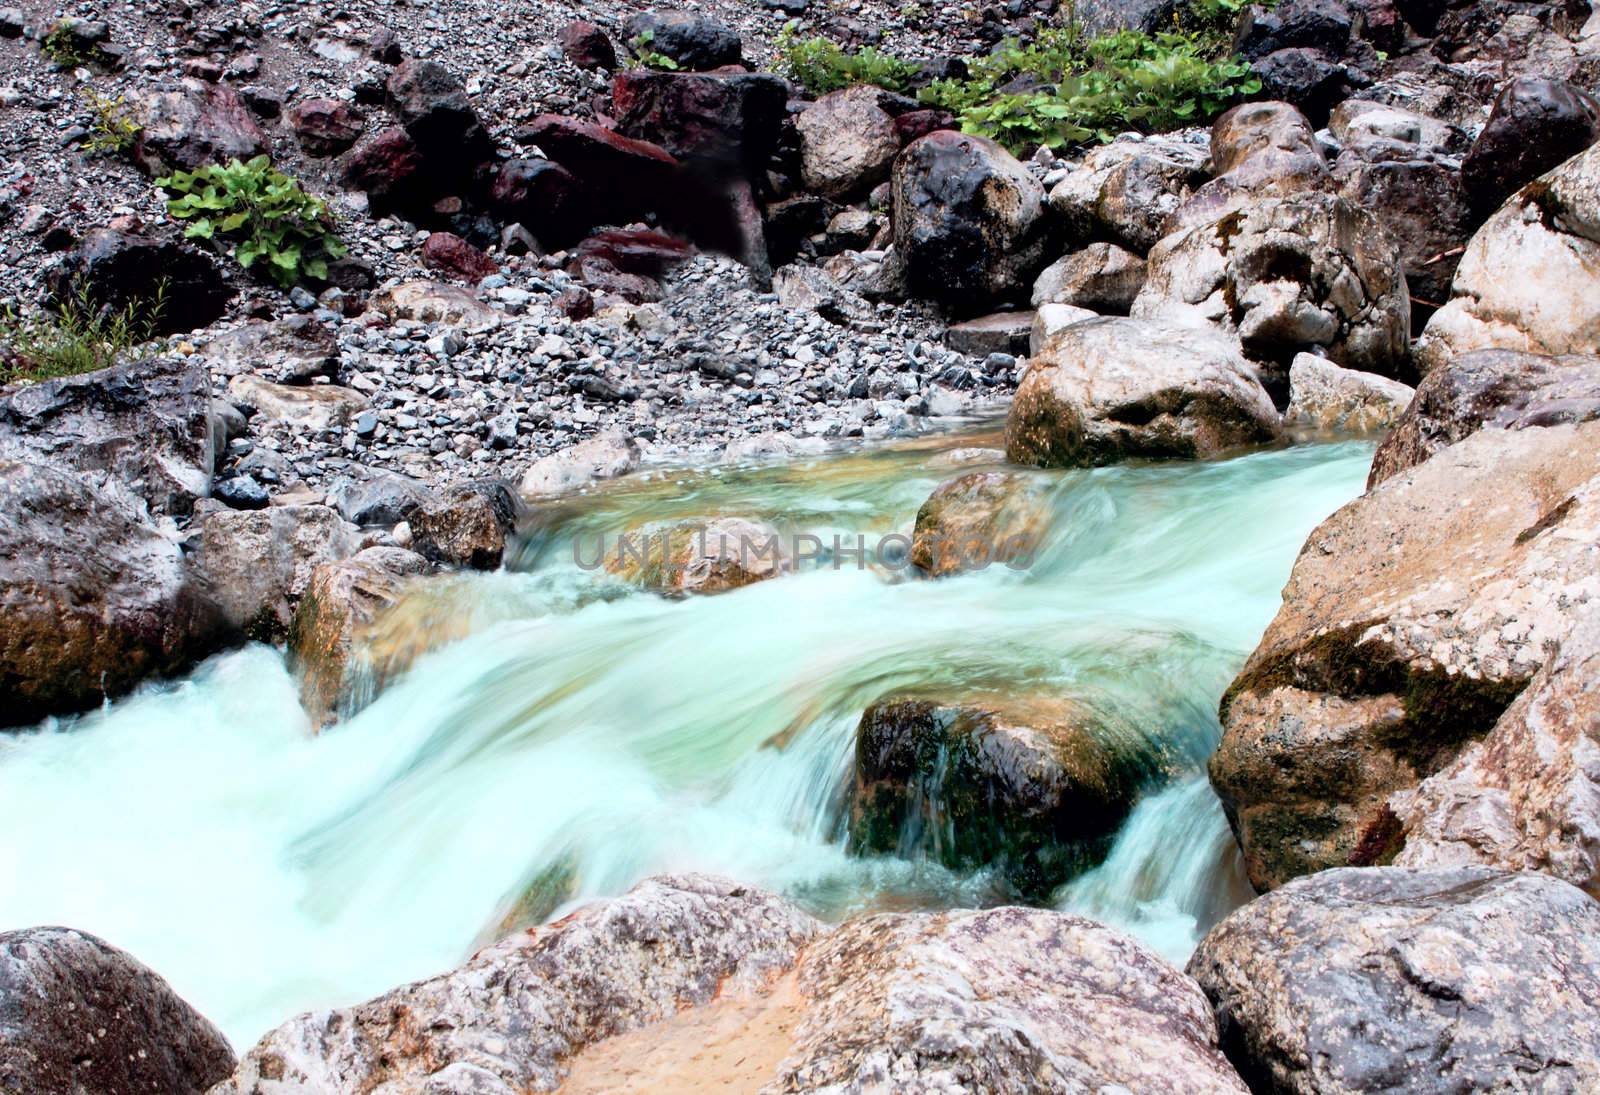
1189;867;1600;1094
0;926;234;1095
910;471;1048;577
849;693;1161;897
604;516;789;596
1210;421;1600;891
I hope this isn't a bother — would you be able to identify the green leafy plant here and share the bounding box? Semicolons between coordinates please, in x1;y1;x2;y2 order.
41;20;109;67
80;89;142;157
156;156;348;287
774;22;921;95
0;281;166;385
627;30;682;71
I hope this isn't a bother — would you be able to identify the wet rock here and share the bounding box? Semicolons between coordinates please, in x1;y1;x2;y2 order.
369;279;499;328
519;432;640;497
910;471;1048;577
1005;317;1280;468
612;71;787;175
850;693;1163;897
1135;191;1410;376
198;504;359;639
1169;101;1329;233
1189;867;1600;1093
287;546;430;731
558;20;616;71
490;159;586;249
45;228;232;336
604;516;790;596
944;310;1034;356
1369;348;1600;485
213;474;269;510
213;875;821;1094
200;315;338;382
1210;421;1600;891
522;115;681;225
1415;143;1600;369
1031;242;1147;314
134;82;268;174
421;231;499;283
409;480;518;570
796;86;901;200
1047;135;1209;253
226;375;367;431
0;926;235;1094
892;130;1053;315
0;357;212;517
287;98;364;157
1283;353;1415;433
1461;76;1600;217
621;11;742;71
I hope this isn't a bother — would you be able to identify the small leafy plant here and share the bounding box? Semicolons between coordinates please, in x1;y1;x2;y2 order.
156;156;348;287
627;30;682;71
0;281;166;385
41;20;109;68
774;22;921;96
80;89;142;157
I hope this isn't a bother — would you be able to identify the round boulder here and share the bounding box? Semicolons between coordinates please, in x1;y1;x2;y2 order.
910;471;1048;577
796;86;901;200
1461;76;1600;217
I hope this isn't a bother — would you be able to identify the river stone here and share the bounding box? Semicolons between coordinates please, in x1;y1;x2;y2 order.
325;467;436;526
1283;353;1415;433
0;356;213;517
213;875;823;1094
910;471;1048;577
225;374;367;430
1460;76;1600;217
0;461;224;727
1030;241;1146;314
1188;866;1600;1094
1368;348;1600;486
774;905;1248;1094
408;480;518;570
796;86;900;200
849;693;1160;897
1005;317;1281;468
287;547;431;731
0;926;234;1095
1134;191;1411;376
369;279;501;328
891;130;1053;315
1210;421;1600;891
604;516;789;596
197;504;359;640
1415;142;1600;371
1046;134;1209;253
519;432;640;497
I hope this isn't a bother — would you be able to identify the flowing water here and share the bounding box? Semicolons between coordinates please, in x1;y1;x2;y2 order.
0;426;1373;1049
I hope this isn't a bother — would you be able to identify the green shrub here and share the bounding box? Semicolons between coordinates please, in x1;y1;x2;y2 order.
627;30;683;71
80;90;142;157
41;20;110;68
774;22;921;96
0;282;166;385
156;156;348;287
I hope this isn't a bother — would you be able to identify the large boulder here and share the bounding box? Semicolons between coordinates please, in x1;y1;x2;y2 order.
621;11;742;71
1283;352;1414;433
891;130;1053;315
849;692;1163;897
1210;421;1600;891
795;86;902;200
1368;348;1600;485
1460;76;1600;217
1188;867;1600;1093
0;926;234;1094
1005;317;1281;468
1134;191;1411;376
134;81;268;174
0;461;223;727
522;115;682;225
385;58;491;164
0;357;213;517
45;228;232;336
612;70;787;176
910;471;1048;577
197;504;359;639
1047;133;1209;253
287;546;431;731
1167;102;1330;235
1416;143;1600;370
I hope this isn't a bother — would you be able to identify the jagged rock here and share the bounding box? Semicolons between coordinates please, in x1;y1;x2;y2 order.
340;127;426;212
200;315;337;383
519;432;640;497
1283;353;1415;433
1416;143;1600;370
214;875;822;1094
1235;0;1355;60
850;693;1164;897
0;926;235;1094
0;461;224;726
1135;191;1411;376
795;86;901;200
1369;348;1600;485
134;82;268;174
1189;867;1600;1093
1031;242;1146;314
910;471;1048;577
45;228;232;336
1461;76;1600;216
943;311;1034;356
197;504;358;639
369;279;500;328
1250;48;1368;127
287;97;364;157
1210;421;1600;891
621;11;742;71
612;70;787;175
1070;0;1181;35
421;231;499;283
287;546;430;731
325;468;435;526
891;130;1053;315
0;357;212;517
226;375;367;430
490;159;586;248
603;516;790;595
1005;317;1281;468
558;20;616;70
385;58;490;163
522;115;681;225
1169;102;1330;234
409;480;518;570
1047;134;1209;253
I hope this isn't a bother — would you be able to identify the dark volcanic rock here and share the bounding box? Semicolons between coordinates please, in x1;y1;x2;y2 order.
490;158;587;248
135;82;268;174
621;11;743;71
1250;48;1367;127
341;127;427;212
46;228;232;336
611;70;787;174
1189;867;1600;1094
1461;76;1600;216
522;115;681;225
287;97;364;157
558;20;616;70
0;926;235;1094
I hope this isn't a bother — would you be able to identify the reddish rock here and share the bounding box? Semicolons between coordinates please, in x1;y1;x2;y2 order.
558;20;616;70
611;70;787;172
489;158;587;248
135;82;268;174
574;228;694;276
288;98;365;157
341;127;424;209
555;286;595;319
571;256;662;303
521;115;680;222
421;232;499;283
892;108;957;146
